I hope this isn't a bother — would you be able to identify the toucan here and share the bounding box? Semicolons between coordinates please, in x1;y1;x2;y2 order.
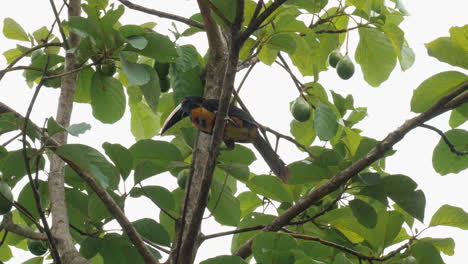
160;96;290;183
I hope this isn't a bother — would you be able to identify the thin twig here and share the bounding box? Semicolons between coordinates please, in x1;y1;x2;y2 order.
315;23;373;34
262;126;317;159
49;0;69;49
202;224;265;240
117;0;204;29
420;124;468;155
1;132;22;147
0;66;58;76
21;56;62;264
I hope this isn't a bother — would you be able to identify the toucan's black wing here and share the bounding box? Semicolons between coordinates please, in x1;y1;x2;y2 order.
160;103;188;135
202;99;257;126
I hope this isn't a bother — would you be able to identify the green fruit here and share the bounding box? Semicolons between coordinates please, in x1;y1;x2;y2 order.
336;55;355;80
101;62;117;76
291;97;311;122
177;170;189;189
27;239;48;256
328;50;343;68
0;181;13;215
153;61;171;92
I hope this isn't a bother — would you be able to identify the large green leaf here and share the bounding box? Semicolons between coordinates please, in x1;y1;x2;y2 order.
17;181;48;224
252;232;297;264
314;102;338;141
420;237;455;256
219;145;256;165
246;175;293;202
3;18;29;41
355;27;397;87
102;143;133;180
217;163;250;182
56;144;120;189
21;257;43;264
170;65;203;104
130;102;161;140
290;114;315;146
90;72;126;124
287;160;331;184
349;199;377;228
237;191;262;218
208;180;241;226
0;149;45;186
411;71;468;113
139;64;161;112
130;185;175;212
432;129;468;175
200;255;247;264
129;140;183;181
133;32;178;62
426;33;468;70
430;204;468;230
288;0;328;13
88;192;110;222
231;213;275;253
119;53;151;86
412;241;444;264
75;67;94;103
332;253;353;264
133;218;171;246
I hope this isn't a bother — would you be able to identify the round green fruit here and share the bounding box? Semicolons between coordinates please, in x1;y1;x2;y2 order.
336;55;355;80
291;97;311;122
177;170;189;189
101;62;117;76
328;50;343;68
27;239;48;256
0;181;13;215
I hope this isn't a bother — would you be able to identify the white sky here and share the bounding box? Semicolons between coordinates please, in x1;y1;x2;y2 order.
0;0;467;263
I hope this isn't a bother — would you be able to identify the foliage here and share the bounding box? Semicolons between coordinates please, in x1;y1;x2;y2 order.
0;0;466;263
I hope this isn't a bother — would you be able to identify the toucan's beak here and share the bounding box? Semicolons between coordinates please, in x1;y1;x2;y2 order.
160;103;187;135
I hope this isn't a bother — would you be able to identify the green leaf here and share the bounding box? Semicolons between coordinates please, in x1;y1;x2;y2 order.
426;36;468;70
231;213;275;253
267;32;297;54
290;115;315;146
90;72;126;124
314;102;338;141
246;175;292;202
32;26;51;43
56;144;120;189
21;257;43;264
252;232;297;264
288;160;331;184
75;67;94;103
130;185;175;212
200;255;247;264
380;23;414;71
133;218;171;246
411;71;468;113
355;27;397;87
24;53;64;82
139;64;161;112
173;45;202;73
211;0;236;24
217;163;250;182
383;174;426;222
17;181;48;224
237;191;262;218
68;16;100;44
67;122;91;136
3;48;23;64
47;117;66;137
130;102;161;140
3;18;29;41
130;140;183;181
349;199;377;228
288;0;328;13
119;25;147;38
80;237;102;259
430;204;468;230
432;129;468;175
120;53;150;86
449;108;467;128
219;145;256;165
133;32;178;62
208;180;241;226
332;253;353;264
103;143;133;180
420;237;455;256
0;149;45;186
412;241;444;264
170;64;203;104
88;192;111;221
343;127;361;156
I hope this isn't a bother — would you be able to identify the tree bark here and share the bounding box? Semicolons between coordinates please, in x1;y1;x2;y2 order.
47;1;90;263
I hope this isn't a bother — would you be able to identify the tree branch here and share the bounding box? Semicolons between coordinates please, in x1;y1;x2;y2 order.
420;123;468;155
0;102;159;264
202;224;265;241
0;213;48;241
234;81;468;258
117;0;204;29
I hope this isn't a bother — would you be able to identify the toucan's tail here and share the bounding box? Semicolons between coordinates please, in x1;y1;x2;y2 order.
253;135;291;183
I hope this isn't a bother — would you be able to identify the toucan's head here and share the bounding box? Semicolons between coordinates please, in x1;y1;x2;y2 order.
160;96;205;135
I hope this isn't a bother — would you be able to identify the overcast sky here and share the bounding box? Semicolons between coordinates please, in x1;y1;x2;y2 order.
0;0;467;263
